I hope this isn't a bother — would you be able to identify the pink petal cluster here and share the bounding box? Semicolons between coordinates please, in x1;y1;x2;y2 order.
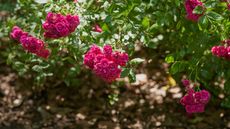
211;40;230;60
10;26;50;58
182;79;190;87
180;89;211;114
184;0;204;22
84;44;129;82
93;24;103;33
43;12;80;39
211;46;230;59
10;26;28;41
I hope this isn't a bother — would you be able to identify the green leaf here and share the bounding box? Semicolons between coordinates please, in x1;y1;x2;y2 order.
221;97;230;108
188;116;203;123
175;0;181;6
120;68;130;78
64;79;70;87
128;69;136;83
108;94;118;105
102;23;110;32
224;80;230;94
165;55;174;63
200;69;212;80
142;17;150;28
105;15;112;23
204;1;216;8
207;11;223;21
170;61;187;75
14;61;24;69
198;15;208;30
86;0;94;9
192;6;204;15
130;58;145;65
32;65;43;72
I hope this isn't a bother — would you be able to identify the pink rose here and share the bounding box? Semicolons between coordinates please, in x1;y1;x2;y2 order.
211;46;219;55
10;26;28;41
46;12;64;24
182;79;190;87
195;90;210;104
89;44;103;55
43;12;80;39
112;52;129;66
36;49;50;59
180;92;196;106
93;58;121;82
103;44;113;56
43;24;59;38
66;15;80;32
55;22;70;37
185;104;205;113
217;46;227;57
83;44;128;82
10;25;50;58
93;24;103;33
84;53;96;69
184;0;204;22
180;86;210;114
20;36;44;54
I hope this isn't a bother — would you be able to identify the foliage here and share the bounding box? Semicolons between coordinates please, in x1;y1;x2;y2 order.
0;0;230;107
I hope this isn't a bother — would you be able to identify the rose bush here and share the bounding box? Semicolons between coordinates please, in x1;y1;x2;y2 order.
0;0;230;112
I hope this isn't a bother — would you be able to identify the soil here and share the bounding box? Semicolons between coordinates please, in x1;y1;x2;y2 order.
0;61;230;129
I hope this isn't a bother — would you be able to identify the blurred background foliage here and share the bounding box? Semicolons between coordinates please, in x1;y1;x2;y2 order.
0;0;230;107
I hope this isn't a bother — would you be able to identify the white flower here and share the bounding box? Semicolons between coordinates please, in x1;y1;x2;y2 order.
102;1;110;9
114;34;120;39
157;34;163;40
100;12;107;20
152;38;158;43
124;35;130;40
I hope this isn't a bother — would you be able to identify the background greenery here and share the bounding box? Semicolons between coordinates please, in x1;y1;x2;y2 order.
0;0;230;107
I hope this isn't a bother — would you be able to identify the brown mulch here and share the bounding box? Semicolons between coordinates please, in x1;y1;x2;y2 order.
0;61;230;129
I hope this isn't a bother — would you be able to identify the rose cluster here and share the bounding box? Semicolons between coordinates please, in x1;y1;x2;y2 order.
10;26;28;41
84;44;129;82
184;0;204;22
180;80;211;114
10;26;50;58
42;12;80;39
180;89;210;114
211;46;230;59
211;39;230;60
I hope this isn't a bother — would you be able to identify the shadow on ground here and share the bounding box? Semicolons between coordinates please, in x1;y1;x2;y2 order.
0;60;229;129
